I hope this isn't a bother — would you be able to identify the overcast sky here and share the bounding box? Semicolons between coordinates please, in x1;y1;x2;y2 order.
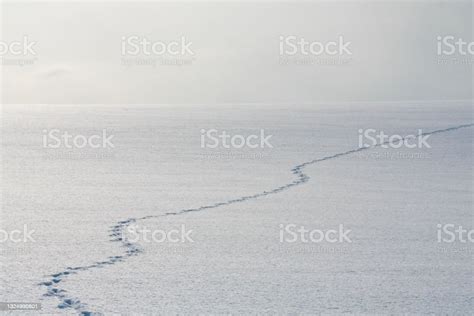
1;1;472;104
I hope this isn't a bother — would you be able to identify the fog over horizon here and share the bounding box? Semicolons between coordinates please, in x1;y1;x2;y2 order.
1;1;472;105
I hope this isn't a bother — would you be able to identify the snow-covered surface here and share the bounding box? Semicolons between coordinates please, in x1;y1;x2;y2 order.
0;102;472;314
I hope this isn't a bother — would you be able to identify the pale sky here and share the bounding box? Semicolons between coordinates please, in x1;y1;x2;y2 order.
1;1;472;104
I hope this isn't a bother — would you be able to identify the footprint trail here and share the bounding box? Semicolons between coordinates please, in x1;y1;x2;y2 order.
38;123;474;315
